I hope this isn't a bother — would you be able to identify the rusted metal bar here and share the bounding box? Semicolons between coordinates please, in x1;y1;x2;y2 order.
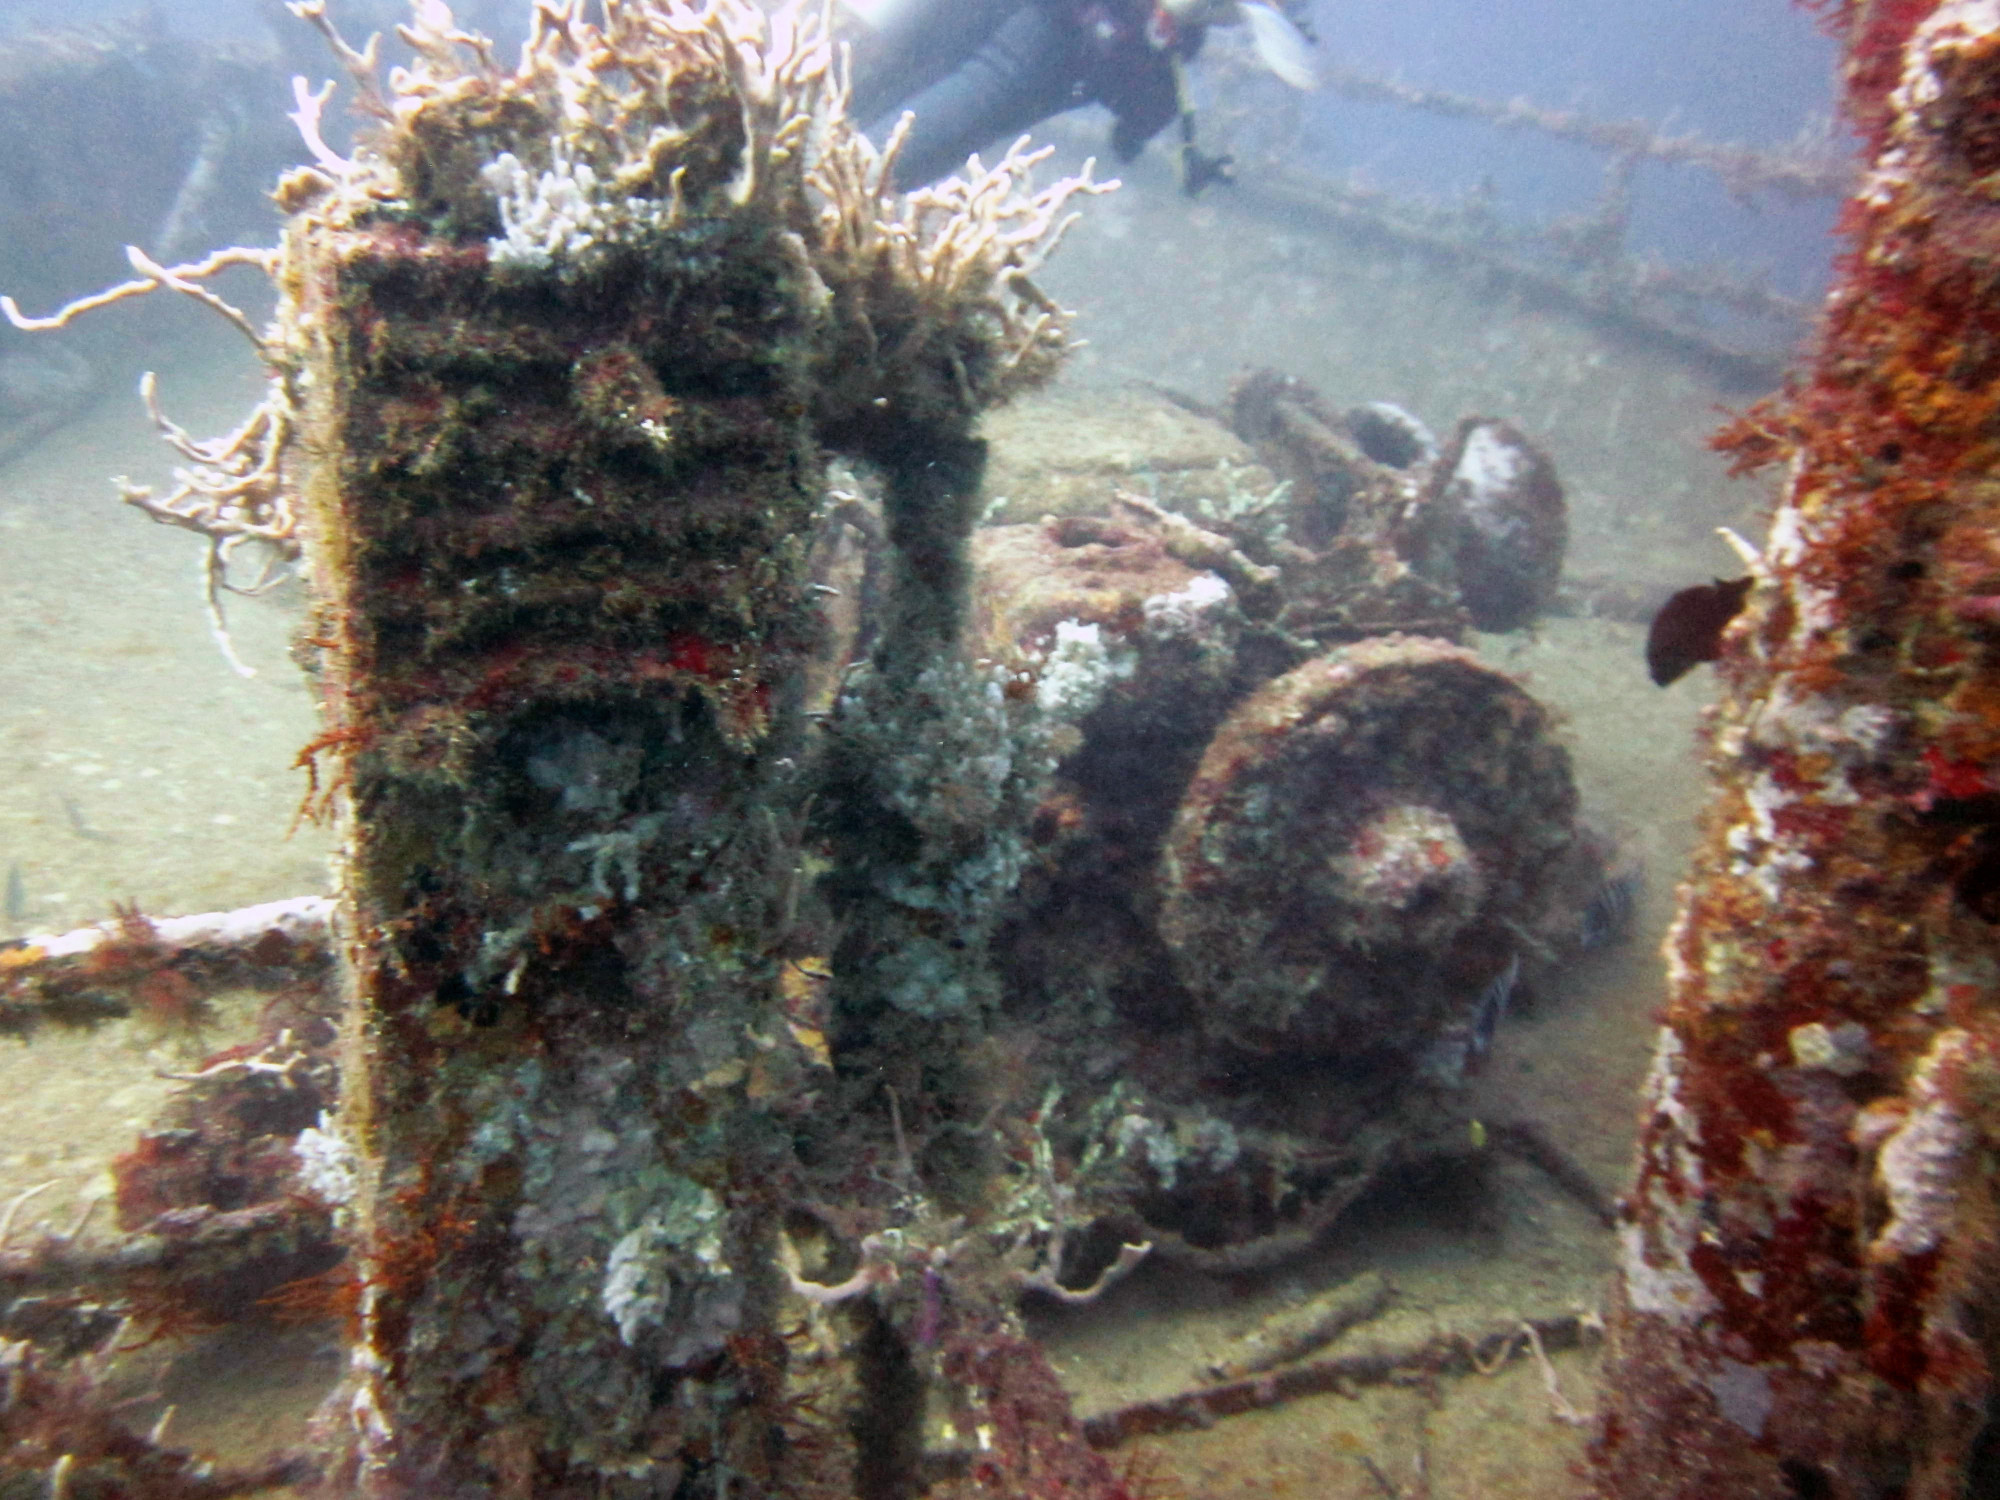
0;898;334;1038
1317;62;1852;202
1081;1310;1599;1448
1244;166;1802;382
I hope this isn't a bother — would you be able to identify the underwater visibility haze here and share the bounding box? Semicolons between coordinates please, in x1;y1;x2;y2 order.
1;2;1994;1498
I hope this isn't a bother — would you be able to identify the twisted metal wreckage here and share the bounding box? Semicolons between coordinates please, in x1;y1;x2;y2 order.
2;0;2000;1497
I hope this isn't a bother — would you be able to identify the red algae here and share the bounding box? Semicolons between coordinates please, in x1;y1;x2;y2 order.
1595;4;2000;1497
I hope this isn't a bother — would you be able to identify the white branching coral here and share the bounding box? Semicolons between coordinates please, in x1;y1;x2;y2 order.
310;0;840;226
116;375;297;679
810;117;1113;403
482;142;683;275
501;0;830;210
300;0;1109;402
1;0;1107;669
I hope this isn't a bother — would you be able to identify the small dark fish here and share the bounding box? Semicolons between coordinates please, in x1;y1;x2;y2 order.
1647;575;1753;686
60;795;113;844
1467;952;1520;1062
4;862;23;924
1580;868;1642;950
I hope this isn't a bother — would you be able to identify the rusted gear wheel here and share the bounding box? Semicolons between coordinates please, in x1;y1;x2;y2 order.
1157;635;1585;1068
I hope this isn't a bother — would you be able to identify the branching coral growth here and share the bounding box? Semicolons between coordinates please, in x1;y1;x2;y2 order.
2;247;290;677
809;117;1109;417
3;0;1106;676
117;376;296;679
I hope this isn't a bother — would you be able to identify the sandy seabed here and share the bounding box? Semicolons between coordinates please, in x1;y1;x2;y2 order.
0;138;1777;1496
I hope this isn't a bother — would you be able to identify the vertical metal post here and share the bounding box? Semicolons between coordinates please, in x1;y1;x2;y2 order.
1597;6;2000;1496
292;191;823;1500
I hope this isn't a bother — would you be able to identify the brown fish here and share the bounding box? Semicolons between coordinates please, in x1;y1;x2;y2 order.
1647;575;1753;686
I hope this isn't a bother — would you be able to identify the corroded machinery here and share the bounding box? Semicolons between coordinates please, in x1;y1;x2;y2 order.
1159;634;1584;1066
959;373;1611;1255
10;0;2000;1493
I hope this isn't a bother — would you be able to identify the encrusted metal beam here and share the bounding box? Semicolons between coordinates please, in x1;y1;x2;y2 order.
1596;5;2000;1496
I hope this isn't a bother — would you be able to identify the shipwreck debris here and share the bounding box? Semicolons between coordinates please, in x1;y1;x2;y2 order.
1158;635;1593;1069
1596;5;2000;1496
1201;1265;1394;1382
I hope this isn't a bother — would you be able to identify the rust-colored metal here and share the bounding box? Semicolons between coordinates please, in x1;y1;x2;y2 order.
1595;5;2000;1497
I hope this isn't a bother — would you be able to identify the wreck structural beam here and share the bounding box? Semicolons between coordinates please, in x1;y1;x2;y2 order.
294;208;823;1496
225;2;1104;1494
1596;4;2000;1498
